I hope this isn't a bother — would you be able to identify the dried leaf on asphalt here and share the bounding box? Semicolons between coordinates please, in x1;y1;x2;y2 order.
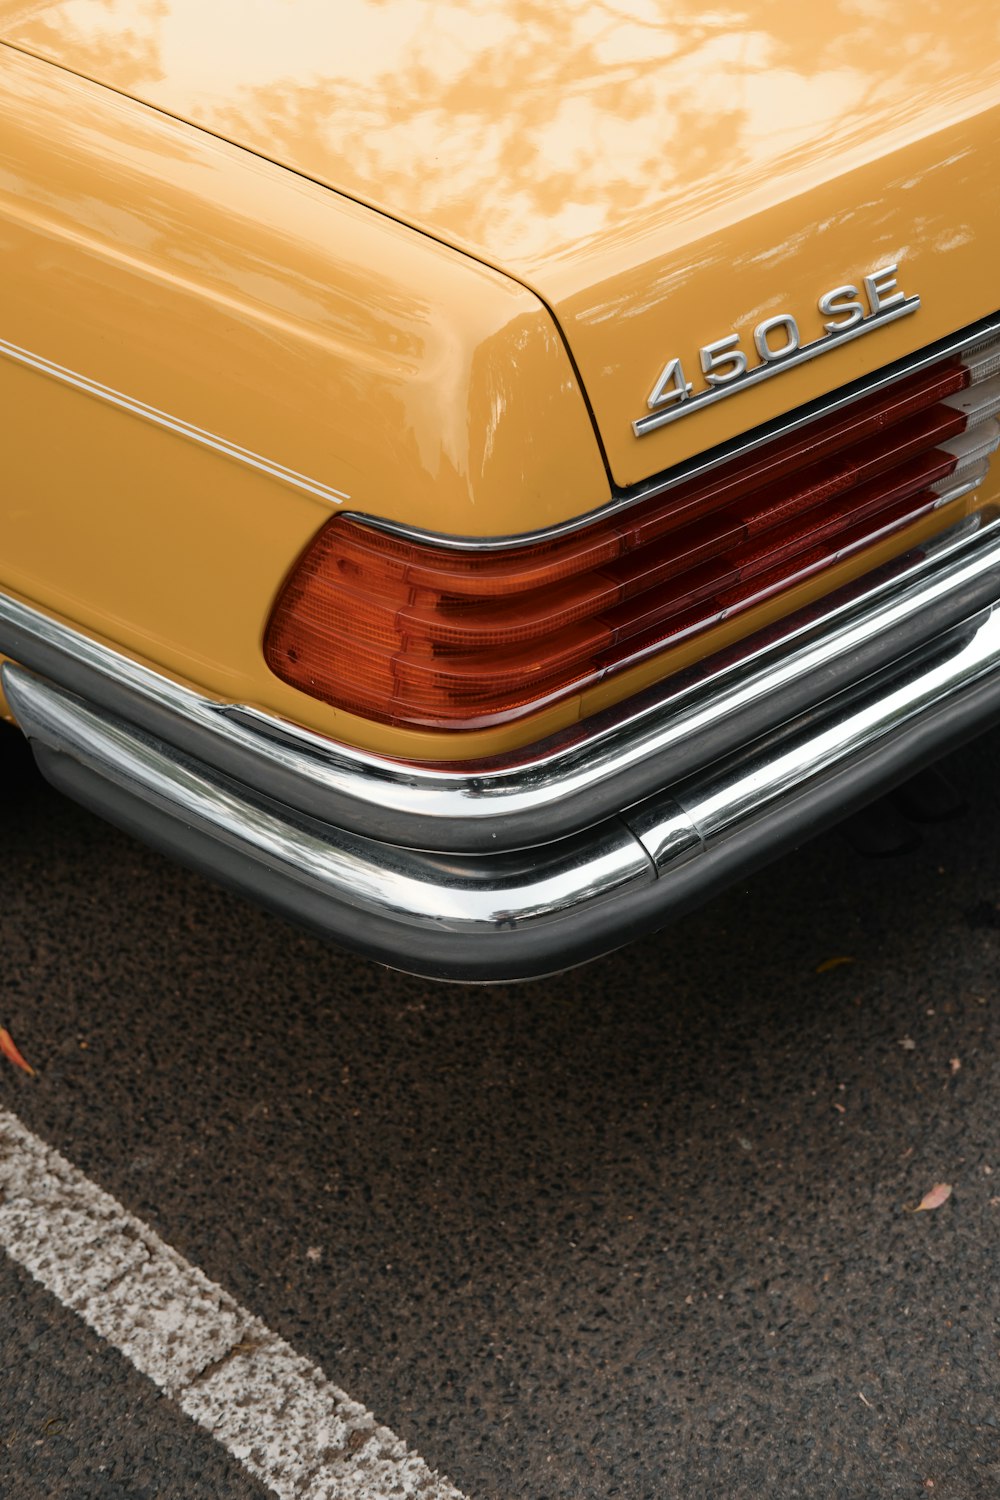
0;1026;35;1076
816;956;854;974
915;1183;952;1212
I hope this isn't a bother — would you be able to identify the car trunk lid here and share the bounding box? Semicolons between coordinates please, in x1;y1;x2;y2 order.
3;0;999;489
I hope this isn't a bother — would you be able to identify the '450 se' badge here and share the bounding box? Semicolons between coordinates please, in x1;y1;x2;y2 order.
633;264;920;438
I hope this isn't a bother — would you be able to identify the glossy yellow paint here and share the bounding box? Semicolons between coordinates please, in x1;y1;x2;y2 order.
0;45;608;758
1;9;999;763
2;0;999;485
0;48;606;539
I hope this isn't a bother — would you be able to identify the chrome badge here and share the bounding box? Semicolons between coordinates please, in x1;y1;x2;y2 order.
634;264;920;438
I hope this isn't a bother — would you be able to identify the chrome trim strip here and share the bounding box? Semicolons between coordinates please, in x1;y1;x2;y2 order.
3;664;654;942
621;600;1000;877
633;297;921;438
1;510;999;853
351;312;1000;550
930;469;989;504
0;337;350;506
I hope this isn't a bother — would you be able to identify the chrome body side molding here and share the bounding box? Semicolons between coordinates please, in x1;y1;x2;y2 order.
0;337;351;507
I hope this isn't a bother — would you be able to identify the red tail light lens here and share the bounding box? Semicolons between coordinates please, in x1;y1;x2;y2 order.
265;348;999;731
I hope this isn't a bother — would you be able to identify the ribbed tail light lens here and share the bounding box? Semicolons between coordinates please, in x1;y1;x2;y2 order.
265;336;1000;731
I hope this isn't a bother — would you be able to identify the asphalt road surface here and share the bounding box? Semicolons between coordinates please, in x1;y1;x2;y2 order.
2;722;999;1500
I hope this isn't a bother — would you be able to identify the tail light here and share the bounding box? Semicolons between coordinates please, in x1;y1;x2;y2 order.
265;336;1000;731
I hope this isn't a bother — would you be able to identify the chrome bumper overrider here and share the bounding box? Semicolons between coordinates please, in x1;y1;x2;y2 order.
4;516;1000;980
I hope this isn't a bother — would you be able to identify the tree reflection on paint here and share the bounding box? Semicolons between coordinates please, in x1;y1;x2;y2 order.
6;0;998;267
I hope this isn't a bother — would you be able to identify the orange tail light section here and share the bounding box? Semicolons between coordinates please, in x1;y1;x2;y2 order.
265;346;1000;731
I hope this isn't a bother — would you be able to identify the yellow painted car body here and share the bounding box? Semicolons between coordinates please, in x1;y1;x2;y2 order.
1;4;998;978
2;3;999;759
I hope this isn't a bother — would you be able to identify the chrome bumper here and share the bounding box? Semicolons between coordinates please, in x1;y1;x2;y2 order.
5;520;1000;980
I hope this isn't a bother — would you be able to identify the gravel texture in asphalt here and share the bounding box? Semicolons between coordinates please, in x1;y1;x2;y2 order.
1;725;999;1499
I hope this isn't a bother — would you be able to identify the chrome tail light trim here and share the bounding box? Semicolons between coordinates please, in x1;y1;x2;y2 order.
350;313;1000;551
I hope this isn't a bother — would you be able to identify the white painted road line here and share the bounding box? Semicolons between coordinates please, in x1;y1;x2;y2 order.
0;1110;466;1500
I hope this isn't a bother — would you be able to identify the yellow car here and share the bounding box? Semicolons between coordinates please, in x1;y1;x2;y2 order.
2;2;999;979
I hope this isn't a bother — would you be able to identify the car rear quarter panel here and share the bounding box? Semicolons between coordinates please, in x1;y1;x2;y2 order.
0;45;609;754
3;37;1000;759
